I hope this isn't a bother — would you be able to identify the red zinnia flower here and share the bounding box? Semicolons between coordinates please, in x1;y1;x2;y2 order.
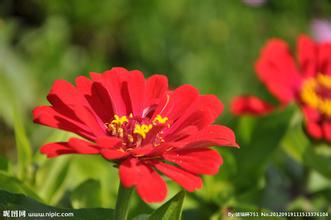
33;67;238;203
231;35;331;142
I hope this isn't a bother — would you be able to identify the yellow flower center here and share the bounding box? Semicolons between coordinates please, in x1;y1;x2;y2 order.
301;73;331;117
153;114;168;124
105;114;170;147
111;115;128;125
133;124;153;139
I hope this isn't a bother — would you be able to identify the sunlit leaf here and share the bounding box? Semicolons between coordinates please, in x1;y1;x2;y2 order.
303;147;331;179
36;156;71;204
132;214;150;220
71;179;102;209
282;114;331;179
234;106;295;189
13;109;33;180
0;172;41;201
68;155;119;208
0;155;9;172
148;191;185;220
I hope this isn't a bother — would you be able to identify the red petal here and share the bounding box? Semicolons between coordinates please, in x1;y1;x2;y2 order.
155;84;199;121
297;35;318;78
201;94;224;119
231;96;274;116
40;138;104;158
95;136;128;159
125;70;146;116
95;136;122;149
75;76;114;123
322;122;331;142
144;75;168;109
47;80;83;122
130;144;155;156
302;106;321;122
154;162;202;192
142;142;179;157
318;42;331;75
72;106;107;137
102;68;145;116
306;121;322;139
90;68;127;116
100;149;129;160
255;39;302;103
166;126;198;143
301;106;324;140
178;125;239;150
119;158;167;203
33;106;95;140
166;95;223;135
67;138;100;154
47;80;106;137
101;67;147;116
136;169;167;203
163;149;223;175
119;158;140;187
40;142;75;158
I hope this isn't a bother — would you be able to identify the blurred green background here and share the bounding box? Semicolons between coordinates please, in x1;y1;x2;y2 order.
0;0;330;219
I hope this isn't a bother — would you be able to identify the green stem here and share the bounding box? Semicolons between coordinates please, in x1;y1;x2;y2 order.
114;183;133;220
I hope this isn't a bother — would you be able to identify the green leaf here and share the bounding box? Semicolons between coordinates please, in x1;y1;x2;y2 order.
194;150;237;204
303;147;331;179
282;114;331;179
68;155;119;207
148;191;185;220
0;172;41;201
0;189;113;220
132;214;150;220
13;109;33;180
0;155;9;172
36;156;71;203
71;179;102;208
281;112;310;163
234;106;295;188
0;57;33;181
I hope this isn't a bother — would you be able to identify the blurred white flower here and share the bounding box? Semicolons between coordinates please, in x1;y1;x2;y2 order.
311;19;331;42
242;0;266;7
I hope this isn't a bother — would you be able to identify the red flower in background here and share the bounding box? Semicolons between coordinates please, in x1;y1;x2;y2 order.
33;67;238;203
231;35;331;142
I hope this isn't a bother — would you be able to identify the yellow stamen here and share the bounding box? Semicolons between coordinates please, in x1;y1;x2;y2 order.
301;78;319;108
153;114;168;124
317;74;331;88
320;100;331;116
111;115;128;125
134;124;153;139
301;76;331;117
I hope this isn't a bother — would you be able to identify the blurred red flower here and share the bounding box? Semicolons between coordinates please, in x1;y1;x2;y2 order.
231;35;331;142
33;67;238;203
